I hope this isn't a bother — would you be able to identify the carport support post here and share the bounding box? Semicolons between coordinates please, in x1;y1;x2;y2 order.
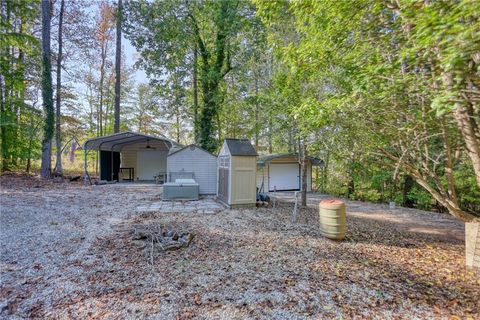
83;149;90;185
292;191;298;223
111;149;113;181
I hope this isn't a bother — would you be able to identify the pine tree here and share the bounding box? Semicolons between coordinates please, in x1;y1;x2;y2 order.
40;0;54;179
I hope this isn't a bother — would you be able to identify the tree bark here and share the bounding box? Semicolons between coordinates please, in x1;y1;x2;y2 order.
175;103;180;143
54;0;65;177
114;0;121;133
192;46;198;143
191;1;232;152
442;117;459;206
300;140;308;206
347;162;355;199
268;116;273;153
254;73;259;149
0;70;7;172
452;103;480;189
402;175;414;207
104;78;111;132
99;42;106;137
322;152;329;193
41;0;54;179
1;1;11;171
12;18;26;168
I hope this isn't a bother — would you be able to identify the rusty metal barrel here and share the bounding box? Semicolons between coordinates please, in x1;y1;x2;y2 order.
319;199;346;240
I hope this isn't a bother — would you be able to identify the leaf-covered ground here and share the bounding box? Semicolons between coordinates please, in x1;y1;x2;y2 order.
1;174;479;319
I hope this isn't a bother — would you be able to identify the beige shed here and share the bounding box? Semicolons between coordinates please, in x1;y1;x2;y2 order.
217;139;257;208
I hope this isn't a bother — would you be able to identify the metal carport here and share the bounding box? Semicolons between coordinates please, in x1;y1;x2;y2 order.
83;131;178;184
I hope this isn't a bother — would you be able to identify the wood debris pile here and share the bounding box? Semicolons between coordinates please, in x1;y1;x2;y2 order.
131;224;194;253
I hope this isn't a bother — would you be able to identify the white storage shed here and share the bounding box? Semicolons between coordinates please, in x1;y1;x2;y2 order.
166;144;218;195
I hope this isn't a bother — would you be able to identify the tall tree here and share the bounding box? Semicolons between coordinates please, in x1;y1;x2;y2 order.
124;0;248;152
194;0;236;151
1;0;40;171
384;0;480;190
40;0;54;179
192;45;198;143
256;0;479;220
54;0;65;176
113;0;121;133
96;2;115;136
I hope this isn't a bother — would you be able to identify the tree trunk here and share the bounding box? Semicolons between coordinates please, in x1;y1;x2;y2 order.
288;131;293;153
12;18;26;168
442;117;459;205
452;103;480;189
0;71;7;171
26;116;36;174
99;43;106;137
347;177;355;198
380;148;476;221
192;46;198;143
104;76;112;133
40;0;54;179
195;0;232;152
254;73;259;149
199;75;221;152
300;140;308;206
176;106;180;143
113;0;122;133
1;1;11;171
413;171;474;221
323;151;329;193
347;161;355;199
54;0;65;177
268;116;273;153
402;175;414;207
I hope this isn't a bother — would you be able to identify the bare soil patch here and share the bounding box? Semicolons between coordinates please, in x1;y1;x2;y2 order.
1;175;479;319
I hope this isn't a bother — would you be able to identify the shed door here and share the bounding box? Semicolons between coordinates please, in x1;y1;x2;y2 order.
100;151;120;181
137;150;167;180
218;167;229;203
269;163;300;191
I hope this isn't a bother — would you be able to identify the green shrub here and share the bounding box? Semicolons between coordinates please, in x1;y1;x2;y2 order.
354;189;382;202
407;186;434;210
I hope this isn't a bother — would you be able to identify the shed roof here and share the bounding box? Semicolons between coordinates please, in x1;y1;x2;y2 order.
257;153;324;167
83;131;179;152
168;144;217;157
224;139;257;156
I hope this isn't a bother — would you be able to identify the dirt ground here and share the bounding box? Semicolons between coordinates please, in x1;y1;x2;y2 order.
1;174;479;319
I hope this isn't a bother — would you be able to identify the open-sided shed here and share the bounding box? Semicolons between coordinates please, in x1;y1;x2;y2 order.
256;153;324;192
166;144;217;194
83;131;178;183
217;139;258;207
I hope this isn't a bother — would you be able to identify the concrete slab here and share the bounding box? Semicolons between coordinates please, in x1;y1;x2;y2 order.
136;197;224;214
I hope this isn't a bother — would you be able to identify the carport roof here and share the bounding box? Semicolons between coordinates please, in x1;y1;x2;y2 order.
257;153;324;167
83;131;179;152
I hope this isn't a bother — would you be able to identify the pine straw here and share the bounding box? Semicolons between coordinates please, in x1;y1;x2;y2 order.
0;177;479;319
